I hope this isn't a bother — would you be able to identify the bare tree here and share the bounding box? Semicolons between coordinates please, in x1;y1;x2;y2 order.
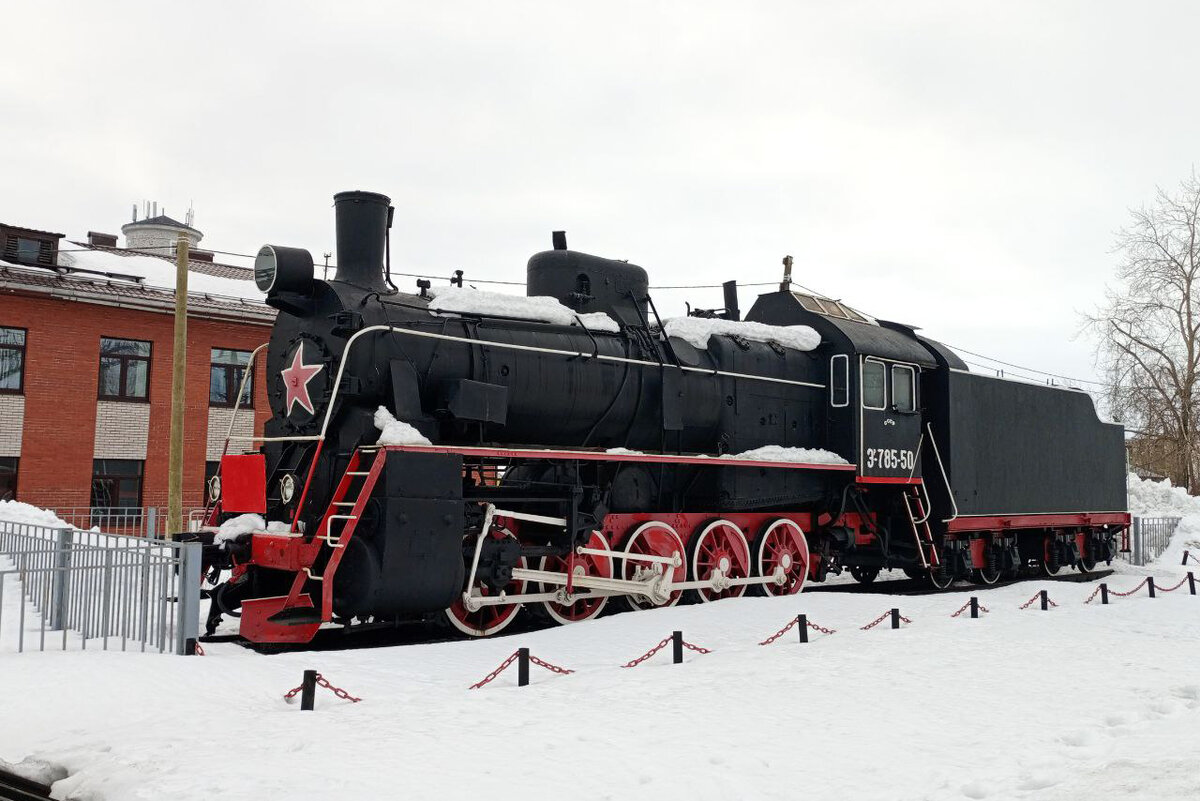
1089;173;1200;490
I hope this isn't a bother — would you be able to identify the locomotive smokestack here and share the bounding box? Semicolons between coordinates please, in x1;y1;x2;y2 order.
333;190;392;292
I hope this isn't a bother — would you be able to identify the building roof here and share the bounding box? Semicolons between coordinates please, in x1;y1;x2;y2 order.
77;243;254;282
121;214;201;235
0;261;274;324
0;223;65;239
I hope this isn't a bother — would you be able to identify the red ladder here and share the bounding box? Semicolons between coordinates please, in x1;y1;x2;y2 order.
902;482;940;569
269;447;386;625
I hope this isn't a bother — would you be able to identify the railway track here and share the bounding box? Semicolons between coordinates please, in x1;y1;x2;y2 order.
0;768;52;801
807;568;1114;596
204;568;1115;653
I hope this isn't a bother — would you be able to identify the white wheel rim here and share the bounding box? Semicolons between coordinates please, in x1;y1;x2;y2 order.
693;519;750;603
757;519;809;596
539;531;612;625
622;521;685;609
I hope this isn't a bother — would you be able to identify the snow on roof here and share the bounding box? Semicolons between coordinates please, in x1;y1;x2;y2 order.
663;316;820;351
427;286;620;332
48;247;264;302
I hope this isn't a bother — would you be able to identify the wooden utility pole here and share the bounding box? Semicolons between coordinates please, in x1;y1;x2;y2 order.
166;232;189;539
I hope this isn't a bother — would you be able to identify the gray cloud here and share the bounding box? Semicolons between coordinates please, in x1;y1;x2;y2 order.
3;0;1198;390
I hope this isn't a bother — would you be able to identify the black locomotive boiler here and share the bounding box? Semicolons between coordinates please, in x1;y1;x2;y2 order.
201;190;1128;643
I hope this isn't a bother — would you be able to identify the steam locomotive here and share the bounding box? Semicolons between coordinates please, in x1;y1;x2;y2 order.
201;190;1129;643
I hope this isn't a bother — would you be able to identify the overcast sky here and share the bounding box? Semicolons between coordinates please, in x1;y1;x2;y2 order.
3;1;1198;391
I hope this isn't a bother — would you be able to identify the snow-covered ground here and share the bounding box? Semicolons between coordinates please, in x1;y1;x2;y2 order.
1;481;1199;800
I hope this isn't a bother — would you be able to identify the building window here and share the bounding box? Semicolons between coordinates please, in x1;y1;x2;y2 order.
0;457;17;501
830;354;849;407
210;348;253;407
98;337;151;401
0;327;25;394
862;360;886;410
892;365;916;413
91;459;143;509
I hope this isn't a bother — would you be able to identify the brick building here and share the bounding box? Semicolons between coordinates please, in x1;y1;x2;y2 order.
0;211;276;520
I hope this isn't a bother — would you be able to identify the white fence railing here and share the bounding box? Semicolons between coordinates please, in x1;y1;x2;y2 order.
1120;516;1182;567
0;520;201;655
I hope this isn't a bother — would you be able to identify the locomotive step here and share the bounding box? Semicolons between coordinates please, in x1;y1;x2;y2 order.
266;606;324;626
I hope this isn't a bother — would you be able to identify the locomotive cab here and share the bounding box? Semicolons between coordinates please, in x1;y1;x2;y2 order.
744;289;939;481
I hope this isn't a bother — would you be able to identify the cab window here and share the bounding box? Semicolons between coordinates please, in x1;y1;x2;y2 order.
830;355;848;407
862;360;886;410
892;365;916;413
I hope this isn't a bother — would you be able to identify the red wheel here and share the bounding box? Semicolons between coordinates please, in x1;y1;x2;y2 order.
688;519;751;603
538;531;613;625
445;526;526;637
753;518;809;596
619;521;686;610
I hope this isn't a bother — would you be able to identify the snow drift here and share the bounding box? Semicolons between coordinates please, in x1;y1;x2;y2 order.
427;286;620;332
662;316;820;352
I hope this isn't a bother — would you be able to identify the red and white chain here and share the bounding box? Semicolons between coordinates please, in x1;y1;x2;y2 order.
528;653;575;675
1083;586;1103;605
682;640;712;654
949;600;990;618
283;673;363;703
621;636;673;668
860;610;911;630
1107;578;1149;598
469;651;521;689
1019;592;1057;609
808;619;838;635
1155;576;1189;593
758;617;799;646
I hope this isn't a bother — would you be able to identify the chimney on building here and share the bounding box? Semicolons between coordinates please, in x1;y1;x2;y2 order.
87;231;118;248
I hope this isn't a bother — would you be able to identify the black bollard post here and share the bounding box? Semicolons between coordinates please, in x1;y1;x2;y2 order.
1040;590;1048;611
1148;578;1156;599
890;608;900;629
518;647;530;687
1189;572;1196;596
970;597;979;619
798;614;808;644
1184;550;1190;567
1101;583;1109;605
300;669;317;711
672;630;683;664
185;637;197;656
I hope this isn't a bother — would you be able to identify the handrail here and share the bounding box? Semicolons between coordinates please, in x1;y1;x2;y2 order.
924;422;958;523
220;341;270;455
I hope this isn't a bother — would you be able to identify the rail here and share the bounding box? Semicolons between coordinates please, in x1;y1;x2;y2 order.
0;519;201;655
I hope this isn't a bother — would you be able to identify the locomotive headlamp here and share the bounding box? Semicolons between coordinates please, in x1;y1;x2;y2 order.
254;245;315;295
207;474;221;502
279;473;296;504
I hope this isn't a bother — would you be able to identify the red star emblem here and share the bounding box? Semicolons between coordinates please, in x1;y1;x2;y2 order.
281;346;323;416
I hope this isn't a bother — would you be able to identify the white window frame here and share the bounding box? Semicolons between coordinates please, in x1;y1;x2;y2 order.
830;354;849;408
861;358;887;411
891;364;916;413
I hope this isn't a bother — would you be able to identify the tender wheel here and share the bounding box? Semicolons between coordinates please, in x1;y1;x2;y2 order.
974;542;1002;585
850;566;880;585
688;519;751;603
1078;536;1098;573
752;518;810;596
1042;536;1061;576
619;521;687;611
927;561;955;589
445;525;526;638
537;531;613;625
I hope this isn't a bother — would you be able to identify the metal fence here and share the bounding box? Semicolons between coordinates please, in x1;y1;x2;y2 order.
1121;516;1182;567
46;507;210;538
0;520;200;654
